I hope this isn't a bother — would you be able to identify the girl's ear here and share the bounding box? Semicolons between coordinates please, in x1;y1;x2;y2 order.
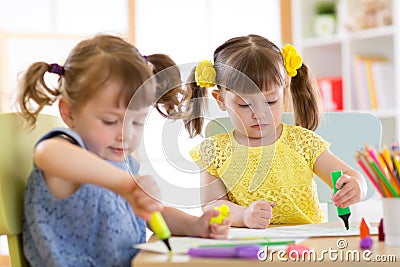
211;90;227;111
59;98;74;128
283;76;292;112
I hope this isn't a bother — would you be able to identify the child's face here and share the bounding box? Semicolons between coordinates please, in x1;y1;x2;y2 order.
219;86;284;145
71;81;148;162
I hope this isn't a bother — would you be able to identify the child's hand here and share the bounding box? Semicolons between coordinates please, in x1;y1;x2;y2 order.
243;200;274;229
122;175;163;221
331;173;363;208
196;209;231;239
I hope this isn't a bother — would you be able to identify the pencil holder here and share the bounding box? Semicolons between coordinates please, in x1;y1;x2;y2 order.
382;198;400;246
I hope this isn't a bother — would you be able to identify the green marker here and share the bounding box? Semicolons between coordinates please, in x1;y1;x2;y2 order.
149;211;173;254
331;170;351;230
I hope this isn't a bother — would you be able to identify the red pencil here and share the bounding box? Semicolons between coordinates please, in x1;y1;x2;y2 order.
362;150;393;197
356;152;384;196
365;145;385;173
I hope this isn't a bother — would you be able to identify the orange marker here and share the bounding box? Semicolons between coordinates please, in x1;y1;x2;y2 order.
359;218;370;239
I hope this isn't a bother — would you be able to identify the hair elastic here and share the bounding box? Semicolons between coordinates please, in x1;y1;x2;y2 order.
195;60;216;88
281;44;302;77
49;63;64;76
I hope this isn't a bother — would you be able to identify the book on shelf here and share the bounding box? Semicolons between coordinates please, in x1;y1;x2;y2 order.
372;61;394;109
317;76;343;111
352;58;369;110
352;55;392;110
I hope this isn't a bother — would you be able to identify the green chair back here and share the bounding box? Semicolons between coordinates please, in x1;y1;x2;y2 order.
0;113;63;267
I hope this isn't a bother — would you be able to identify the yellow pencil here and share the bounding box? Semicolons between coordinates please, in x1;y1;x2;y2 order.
377;151;389;177
383;146;393;172
380;151;400;195
357;152;384;196
392;154;400;185
365;152;393;197
370;161;399;197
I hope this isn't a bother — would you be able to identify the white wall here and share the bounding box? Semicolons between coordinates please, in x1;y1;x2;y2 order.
135;0;282;215
135;0;281;64
0;0;128;112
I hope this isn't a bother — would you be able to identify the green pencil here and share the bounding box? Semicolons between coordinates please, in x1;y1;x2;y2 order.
371;161;399;197
199;240;295;248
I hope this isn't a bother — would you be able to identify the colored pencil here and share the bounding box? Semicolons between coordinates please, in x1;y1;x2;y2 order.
370;161;399;197
391;139;399;151
366;154;393;197
356;153;384;196
382;146;393;172
355;144;400;198
380;151;400;195
365;146;384;172
199;240;295;248
392;154;400;185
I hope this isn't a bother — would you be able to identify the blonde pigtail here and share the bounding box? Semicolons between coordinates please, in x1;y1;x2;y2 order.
289;64;322;131
184;60;216;137
281;44;321;131
18;62;63;127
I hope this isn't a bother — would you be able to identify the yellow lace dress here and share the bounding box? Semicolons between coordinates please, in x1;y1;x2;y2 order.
190;123;330;224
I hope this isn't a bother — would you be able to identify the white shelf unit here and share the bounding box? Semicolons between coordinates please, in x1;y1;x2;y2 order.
292;0;400;146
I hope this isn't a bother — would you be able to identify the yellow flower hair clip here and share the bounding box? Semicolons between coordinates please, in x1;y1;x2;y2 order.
195;60;216;88
281;44;303;77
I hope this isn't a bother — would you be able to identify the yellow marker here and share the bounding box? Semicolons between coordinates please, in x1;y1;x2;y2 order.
209;204;229;225
149;211;173;254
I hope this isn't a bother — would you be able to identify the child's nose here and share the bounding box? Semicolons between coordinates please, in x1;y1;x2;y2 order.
251;104;268;120
116;130;123;141
116;125;125;141
120;125;135;142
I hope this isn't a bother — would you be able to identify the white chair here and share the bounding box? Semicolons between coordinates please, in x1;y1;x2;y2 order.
205;112;382;221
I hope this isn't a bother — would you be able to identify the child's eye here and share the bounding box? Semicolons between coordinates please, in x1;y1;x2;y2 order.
102;120;117;125
266;100;278;105
238;103;251;108
132;121;144;127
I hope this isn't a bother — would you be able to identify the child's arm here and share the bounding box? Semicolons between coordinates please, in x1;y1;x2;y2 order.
200;171;273;228
34;137;162;220
313;148;367;208
161;207;230;239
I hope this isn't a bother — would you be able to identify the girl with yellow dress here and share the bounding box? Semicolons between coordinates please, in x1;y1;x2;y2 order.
186;34;367;228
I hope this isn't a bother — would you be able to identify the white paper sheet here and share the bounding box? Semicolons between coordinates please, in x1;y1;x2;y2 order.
134;236;303;254
228;223;378;239
135;221;378;255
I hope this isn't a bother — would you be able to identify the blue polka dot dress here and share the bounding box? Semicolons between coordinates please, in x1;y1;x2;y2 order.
23;128;146;267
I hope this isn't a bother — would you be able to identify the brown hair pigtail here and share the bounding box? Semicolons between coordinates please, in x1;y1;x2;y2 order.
184;68;208;138
147;54;187;119
289;63;322;131
18;62;62;127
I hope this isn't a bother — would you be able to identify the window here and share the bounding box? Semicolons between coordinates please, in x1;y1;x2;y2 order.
135;0;281;215
0;0;128;112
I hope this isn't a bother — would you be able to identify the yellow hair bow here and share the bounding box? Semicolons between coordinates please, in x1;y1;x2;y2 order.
281;44;302;77
195;60;216;88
